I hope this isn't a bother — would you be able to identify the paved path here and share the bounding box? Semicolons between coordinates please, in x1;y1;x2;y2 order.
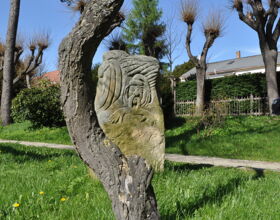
1;139;279;172
165;154;280;172
0;139;74;150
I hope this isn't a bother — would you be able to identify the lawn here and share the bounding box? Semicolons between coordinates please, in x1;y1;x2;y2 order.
1;143;280;220
0;121;71;145
166;116;280;162
1;116;280;162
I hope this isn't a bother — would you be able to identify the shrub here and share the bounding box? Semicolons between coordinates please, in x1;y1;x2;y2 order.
176;72;280;101
11;84;65;127
158;74;174;127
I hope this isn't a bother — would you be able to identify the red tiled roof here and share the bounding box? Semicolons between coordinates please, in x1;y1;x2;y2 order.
41;70;60;83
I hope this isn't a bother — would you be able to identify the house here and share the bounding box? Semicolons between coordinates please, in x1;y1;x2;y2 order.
40;70;60;83
32;70;60;84
180;51;280;82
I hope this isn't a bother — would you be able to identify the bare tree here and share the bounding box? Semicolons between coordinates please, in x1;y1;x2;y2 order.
181;0;224;115
1;0;21;125
58;0;159;219
165;12;182;72
232;0;280;114
0;34;49;89
13;33;50;88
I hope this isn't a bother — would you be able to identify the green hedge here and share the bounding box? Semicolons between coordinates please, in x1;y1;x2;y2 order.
176;73;279;101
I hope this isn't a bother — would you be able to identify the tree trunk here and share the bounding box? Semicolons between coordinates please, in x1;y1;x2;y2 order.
26;74;31;89
58;1;160;219
1;0;20;125
262;48;279;114
195;68;205;116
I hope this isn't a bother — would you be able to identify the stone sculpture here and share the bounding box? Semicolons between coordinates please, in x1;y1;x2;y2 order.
95;50;165;170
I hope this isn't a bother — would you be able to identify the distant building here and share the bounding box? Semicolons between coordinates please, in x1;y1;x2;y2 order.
41;70;60;83
32;70;60;84
180;51;280;82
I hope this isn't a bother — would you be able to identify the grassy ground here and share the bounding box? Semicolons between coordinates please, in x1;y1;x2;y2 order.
0;143;280;220
0;116;280;162
0;121;71;145
166;116;280;162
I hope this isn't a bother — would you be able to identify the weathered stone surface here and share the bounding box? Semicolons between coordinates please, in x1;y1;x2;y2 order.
95;50;165;170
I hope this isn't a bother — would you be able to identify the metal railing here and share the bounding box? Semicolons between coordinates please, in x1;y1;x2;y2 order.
175;95;269;116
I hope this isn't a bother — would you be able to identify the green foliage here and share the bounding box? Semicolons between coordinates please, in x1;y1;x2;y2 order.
11;84;65;128
176;73;277;101
91;63;100;97
123;0;167;59
1;143;280;219
172;61;195;78
158;74;173;125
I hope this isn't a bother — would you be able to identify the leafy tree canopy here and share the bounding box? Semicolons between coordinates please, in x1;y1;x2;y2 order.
123;0;167;59
172;60;194;78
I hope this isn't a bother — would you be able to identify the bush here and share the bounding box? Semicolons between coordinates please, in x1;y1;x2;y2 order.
11;84;65;128
176;72;280;101
158;74;174;127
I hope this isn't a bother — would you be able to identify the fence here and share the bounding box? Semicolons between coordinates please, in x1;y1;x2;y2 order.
175;95;269;117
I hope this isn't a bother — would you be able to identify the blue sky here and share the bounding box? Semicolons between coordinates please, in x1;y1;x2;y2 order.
0;0;264;72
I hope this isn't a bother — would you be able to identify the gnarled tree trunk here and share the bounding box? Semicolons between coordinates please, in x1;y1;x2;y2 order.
58;1;160;219
1;0;20;125
195;67;206;115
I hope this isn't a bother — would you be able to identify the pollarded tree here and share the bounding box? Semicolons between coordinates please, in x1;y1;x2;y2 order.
0;34;49;89
123;0;167;59
181;0;225;115
1;0;21;126
58;0;160;219
232;0;280;115
14;34;50;88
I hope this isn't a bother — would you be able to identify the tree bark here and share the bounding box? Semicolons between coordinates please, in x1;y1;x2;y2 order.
58;1;160;219
261;46;279;114
195;68;205;115
234;1;280;115
1;0;20;125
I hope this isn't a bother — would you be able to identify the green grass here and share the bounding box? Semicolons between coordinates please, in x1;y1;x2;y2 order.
166;116;280;162
1;116;280;162
0;121;71;145
1;143;280;219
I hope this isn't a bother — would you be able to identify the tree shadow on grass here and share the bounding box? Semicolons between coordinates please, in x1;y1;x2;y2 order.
165;126;198;155
161;169;265;220
165;162;213;173
165;117;187;129
0;145;75;163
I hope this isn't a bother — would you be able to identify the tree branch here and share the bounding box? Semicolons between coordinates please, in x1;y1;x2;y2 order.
200;34;215;67
234;0;258;30
273;17;280;41
185;23;198;65
266;7;278;36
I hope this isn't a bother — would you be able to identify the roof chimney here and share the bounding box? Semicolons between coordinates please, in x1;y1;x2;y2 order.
236;51;241;58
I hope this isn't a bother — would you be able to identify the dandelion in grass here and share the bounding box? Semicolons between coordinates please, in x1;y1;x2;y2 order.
39;191;45;195
60;197;67;202
12;203;20;208
48;160;52;162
